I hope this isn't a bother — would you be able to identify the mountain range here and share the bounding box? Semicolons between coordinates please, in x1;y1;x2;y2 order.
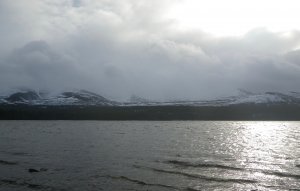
1;89;300;106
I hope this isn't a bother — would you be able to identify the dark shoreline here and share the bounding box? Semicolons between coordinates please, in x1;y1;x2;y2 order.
1;104;300;120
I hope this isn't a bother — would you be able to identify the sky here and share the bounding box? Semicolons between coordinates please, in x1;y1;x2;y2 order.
0;0;300;101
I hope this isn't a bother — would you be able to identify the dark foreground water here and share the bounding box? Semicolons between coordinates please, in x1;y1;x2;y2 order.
0;121;300;191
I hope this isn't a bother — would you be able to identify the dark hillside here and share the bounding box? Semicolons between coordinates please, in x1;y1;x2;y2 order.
0;104;300;120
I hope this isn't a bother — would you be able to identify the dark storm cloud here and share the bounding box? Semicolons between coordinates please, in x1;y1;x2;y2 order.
0;0;300;101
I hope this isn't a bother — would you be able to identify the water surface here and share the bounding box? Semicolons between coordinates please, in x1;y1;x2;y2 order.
0;121;299;190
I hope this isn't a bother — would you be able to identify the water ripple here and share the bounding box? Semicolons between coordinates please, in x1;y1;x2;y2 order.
133;165;258;184
100;175;180;190
166;160;243;171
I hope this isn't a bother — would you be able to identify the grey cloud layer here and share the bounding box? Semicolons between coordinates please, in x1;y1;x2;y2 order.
0;0;300;101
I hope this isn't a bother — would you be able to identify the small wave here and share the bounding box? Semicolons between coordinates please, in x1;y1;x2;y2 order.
258;183;300;191
261;170;300;179
101;175;180;190
0;160;18;165
0;179;56;190
166;160;300;180
166;160;243;171
1;151;31;156
185;187;201;191
133;165;257;184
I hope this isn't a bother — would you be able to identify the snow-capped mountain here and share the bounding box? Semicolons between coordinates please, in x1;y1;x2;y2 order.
44;90;116;106
0;89;300;106
0;90;116;106
123;91;300;106
228;92;298;105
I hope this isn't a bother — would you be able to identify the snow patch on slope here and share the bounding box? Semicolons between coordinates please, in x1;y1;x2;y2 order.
229;93;285;105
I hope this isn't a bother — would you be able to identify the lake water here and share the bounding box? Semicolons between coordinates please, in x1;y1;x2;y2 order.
0;121;300;191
